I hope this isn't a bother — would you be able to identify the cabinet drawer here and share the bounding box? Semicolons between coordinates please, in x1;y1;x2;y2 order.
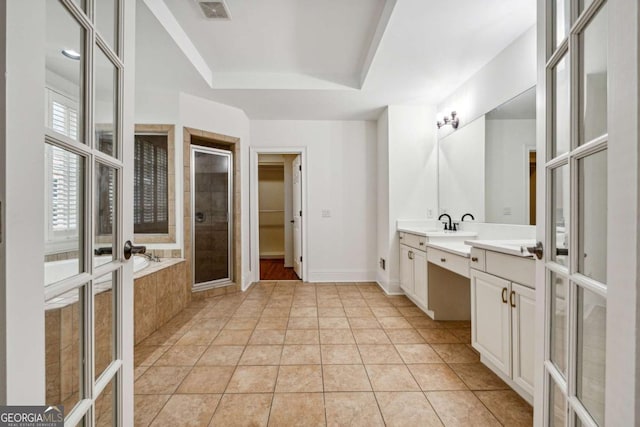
469;248;486;271
485;251;535;288
399;232;427;251
428;248;470;278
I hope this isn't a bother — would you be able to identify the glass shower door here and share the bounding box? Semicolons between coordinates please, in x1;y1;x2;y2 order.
191;146;233;289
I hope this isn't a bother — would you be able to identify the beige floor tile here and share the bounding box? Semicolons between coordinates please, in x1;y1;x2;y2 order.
238;345;283;365
408;364;468;391
475;390;534;426
357;345;403;364
323;364;372;391
209;393;272;427
134;394;170;427
321;345;363;364
268;393;325;426
371;307;402;317
324;392;384;427
255;317;289;330
365;364;420;391
348;317;382;329
378;317;413;329
397;306;428;317
248;329;286;345
190;318;227;331
319;329;356;344
135;366;149;381
395;344;443;364
352;329;391;344
284;329;320;345
135;367;192;394
176;366;235;393
340;298;368;308
317;297;343;308
375;392;443;427
344;306;374;317
140;327;186;346
261;307;291;318
318;307;346;317
280;345;321;365
385;329;426;344
290;306;318;317
153;345;207;367
427;391;501;426
437;320;472;329
417;328;462;343
275;365;323;392
135;345;170;367
431;343;480;363
174;329;219;346
211;330;252;346
196;346;244;366
449;328;472;343
407;316;439;329
449;363;509;390
319;317;351;329
223;318;258;330
226;366;279;393
150;394;221;427
287;317;319;330
388;296;414;307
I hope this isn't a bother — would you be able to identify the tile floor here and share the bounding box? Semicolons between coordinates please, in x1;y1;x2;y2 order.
134;281;533;426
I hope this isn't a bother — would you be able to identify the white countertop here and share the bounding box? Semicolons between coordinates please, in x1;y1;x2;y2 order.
426;241;472;258
398;225;478;238
464;239;536;258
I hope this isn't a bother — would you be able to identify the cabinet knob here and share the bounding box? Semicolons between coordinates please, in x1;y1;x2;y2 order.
419;242;424;246
471;257;478;262
440;258;446;262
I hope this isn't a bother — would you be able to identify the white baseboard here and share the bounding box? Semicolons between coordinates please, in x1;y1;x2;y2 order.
259;253;285;259
308;270;376;283
374;279;404;296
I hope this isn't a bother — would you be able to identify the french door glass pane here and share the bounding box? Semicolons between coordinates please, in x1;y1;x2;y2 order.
95;272;116;381
45;0;85;143
578;150;607;283
551;165;570;266
553;0;570;48
95;375;117;426
577;286;606;425
44;144;85;285
549;377;567;426
550;272;568;375
45;286;85;413
581;4;608;143
96;0;118;53
95;164;117;260
553;56;570;157
95;47;118;157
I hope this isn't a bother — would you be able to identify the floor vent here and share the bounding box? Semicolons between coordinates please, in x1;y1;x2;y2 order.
196;1;231;20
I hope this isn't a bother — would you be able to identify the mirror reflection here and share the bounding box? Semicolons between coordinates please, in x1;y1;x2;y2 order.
438;87;537;225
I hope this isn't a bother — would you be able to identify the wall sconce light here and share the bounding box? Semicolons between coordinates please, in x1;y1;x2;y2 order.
437;111;459;129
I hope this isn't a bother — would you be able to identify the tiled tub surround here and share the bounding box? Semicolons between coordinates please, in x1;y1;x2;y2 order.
133;281;533;426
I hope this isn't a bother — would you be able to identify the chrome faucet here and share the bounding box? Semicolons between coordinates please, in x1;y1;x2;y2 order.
438;213;453;231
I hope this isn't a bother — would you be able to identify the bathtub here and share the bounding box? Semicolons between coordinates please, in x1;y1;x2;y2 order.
45;255;150;285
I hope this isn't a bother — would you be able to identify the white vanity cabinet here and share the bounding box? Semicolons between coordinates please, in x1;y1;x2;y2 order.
470;247;535;403
399;233;428;309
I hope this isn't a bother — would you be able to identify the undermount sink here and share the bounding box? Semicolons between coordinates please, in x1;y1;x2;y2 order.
424;231;478;238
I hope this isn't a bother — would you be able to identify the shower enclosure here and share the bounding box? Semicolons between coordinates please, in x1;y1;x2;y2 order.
191;146;233;289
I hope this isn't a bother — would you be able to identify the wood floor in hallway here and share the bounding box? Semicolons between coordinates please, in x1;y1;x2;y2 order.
259;258;300;281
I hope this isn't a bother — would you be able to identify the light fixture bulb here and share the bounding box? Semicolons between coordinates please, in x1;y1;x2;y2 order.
61;49;81;60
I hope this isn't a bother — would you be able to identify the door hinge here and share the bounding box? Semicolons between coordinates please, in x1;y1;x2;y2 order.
299;210;302;217
300;256;303;262
299;165;302;171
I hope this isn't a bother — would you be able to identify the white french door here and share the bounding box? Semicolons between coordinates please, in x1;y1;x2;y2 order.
292;155;302;279
537;0;616;425
1;0;135;424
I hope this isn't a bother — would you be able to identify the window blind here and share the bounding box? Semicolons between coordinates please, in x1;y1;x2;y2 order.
134;134;169;234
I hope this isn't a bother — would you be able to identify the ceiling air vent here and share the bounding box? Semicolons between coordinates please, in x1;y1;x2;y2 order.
196;0;231;20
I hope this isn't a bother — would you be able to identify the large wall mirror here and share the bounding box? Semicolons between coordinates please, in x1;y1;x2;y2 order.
438;86;536;225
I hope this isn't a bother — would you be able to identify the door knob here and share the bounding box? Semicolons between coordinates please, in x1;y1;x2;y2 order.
124;240;146;260
524;241;543;260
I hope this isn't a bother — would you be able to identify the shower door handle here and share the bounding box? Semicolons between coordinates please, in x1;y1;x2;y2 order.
124;240;146;260
195;212;206;223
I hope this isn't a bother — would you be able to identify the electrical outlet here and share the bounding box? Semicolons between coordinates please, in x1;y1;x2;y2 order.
427;209;433;219
321;209;331;218
379;258;386;270
503;207;512;216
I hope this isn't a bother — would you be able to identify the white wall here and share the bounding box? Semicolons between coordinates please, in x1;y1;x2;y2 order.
377;105;438;293
251;120;378;282
439;116;485;221
485;118;536;224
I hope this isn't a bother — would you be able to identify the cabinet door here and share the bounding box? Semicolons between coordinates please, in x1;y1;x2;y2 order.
413;250;427;307
400;245;414;295
511;282;535;396
471;270;512;376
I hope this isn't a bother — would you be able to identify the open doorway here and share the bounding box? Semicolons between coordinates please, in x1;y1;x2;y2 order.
257;154;302;280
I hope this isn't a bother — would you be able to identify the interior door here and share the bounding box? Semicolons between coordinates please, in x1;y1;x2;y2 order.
292;155;302;278
538;0;609;425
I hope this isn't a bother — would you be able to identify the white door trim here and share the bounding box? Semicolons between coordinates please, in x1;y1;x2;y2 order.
249;147;308;284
